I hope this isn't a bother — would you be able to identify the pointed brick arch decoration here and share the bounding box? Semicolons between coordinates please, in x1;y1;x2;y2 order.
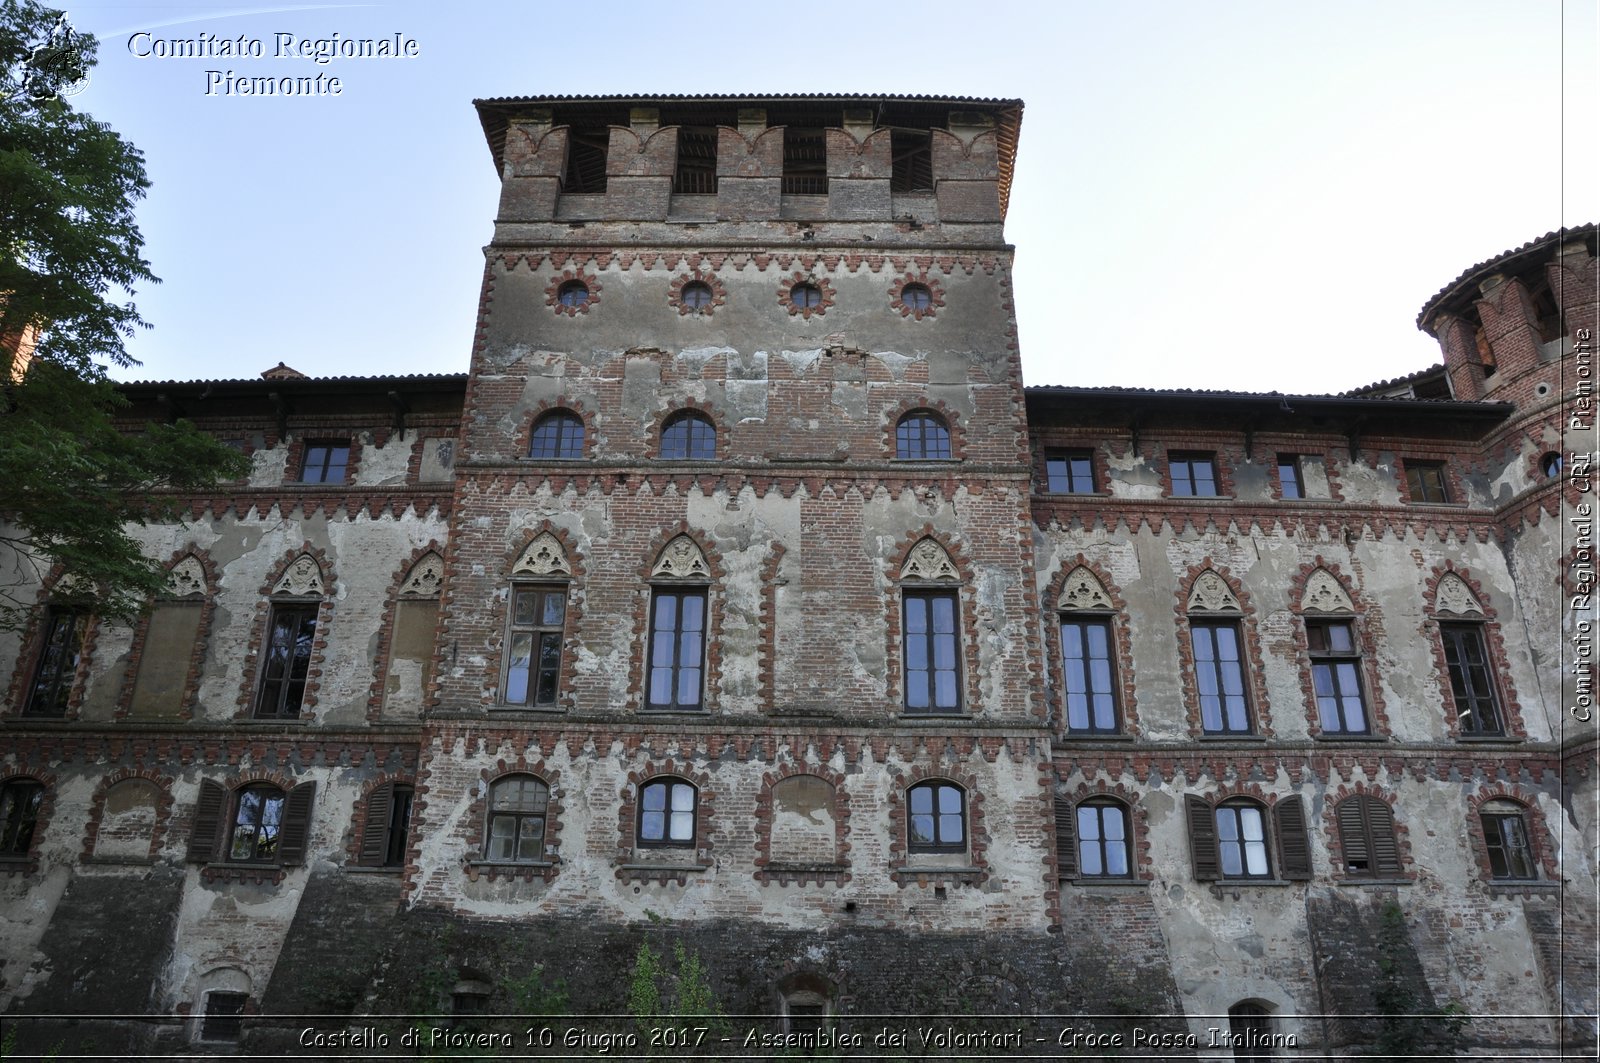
1299;567;1356;614
511;532;572;578
1057;566;1113;611
1433;572;1485;617
652;534;710;580
165;556;208;599
900;538;959;582
271;552;326;598
1186;569;1242;614
399;551;445;598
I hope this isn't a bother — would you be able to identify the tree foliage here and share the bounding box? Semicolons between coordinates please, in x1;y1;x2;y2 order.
0;0;248;630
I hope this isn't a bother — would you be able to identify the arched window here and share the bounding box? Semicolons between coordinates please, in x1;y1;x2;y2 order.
1479;799;1536;880
895;410;951;460
660;412;716;461
638;778;696;847
907;781;965;854
485;775;549;864
528;411;585;460
188;779;316;868
1185;795;1312;883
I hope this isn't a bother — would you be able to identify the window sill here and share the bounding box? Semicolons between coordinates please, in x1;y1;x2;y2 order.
490;705;566;716
0;856;37;875
82;854;157;867
619;862;707;873
756;863;850;886
1062;877;1147;889
343;864;406;875
900;711;968;720
1208;879;1294;895
1059;732;1135;742
1167;494;1233;501
201;862;287;885
640;708;709;716
1336;877;1413;887
894;865;983;877
1196;733;1267;742
1311;733;1390;742
1486;879;1559;896
466;860;553;870
237;717;308;728
1456;733;1521;744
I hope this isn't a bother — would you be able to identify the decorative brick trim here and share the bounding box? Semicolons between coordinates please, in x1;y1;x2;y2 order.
757;543;787;713
647;400;723;461
513;401;595;461
1466;785;1559;883
885;527;982;715
1322;781;1417;883
461;761;563;882
667;270;727;316
626;524;725;714
615;759;714;883
1044;555;1141;737
886;762;990;887
1173;561;1274;738
4;566;98;721
1422;561;1527;739
1161;446;1237;499
80;770;174;864
491;249;1006;280
883;396;967;463
545;270;601;316
0;770;56;875
1059;778;1155;882
365;543;447;723
1286;558;1392;738
343;772;415;866
752;764;852;886
235;545;335;721
280;433;365;487
113;549;220;723
776;272;834;319
888;272;945;321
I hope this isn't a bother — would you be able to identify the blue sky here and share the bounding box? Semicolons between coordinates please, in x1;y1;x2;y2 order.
48;1;1600;393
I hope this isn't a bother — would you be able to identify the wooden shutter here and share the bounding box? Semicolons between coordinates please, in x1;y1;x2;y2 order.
358;783;394;867
1054;797;1078;879
277;781;317;866
1274;797;1313;880
187;779;227;863
1185;795;1219;881
1365;797;1402;876
1336;797;1370;874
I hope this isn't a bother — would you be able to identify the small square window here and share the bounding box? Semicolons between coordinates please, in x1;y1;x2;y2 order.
1405;461;1450;503
200;991;248;1042
299;441;349;484
1046;450;1096;494
1169;452;1220;497
1277;455;1304;499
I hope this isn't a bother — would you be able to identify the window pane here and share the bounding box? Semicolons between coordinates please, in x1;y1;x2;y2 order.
505;633;532;703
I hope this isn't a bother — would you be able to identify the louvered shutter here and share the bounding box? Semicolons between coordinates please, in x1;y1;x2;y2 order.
1366;797;1402;876
358;783;394;867
1185;795;1219;881
187;779;227;863
1274;797;1313;880
1336;798;1371;875
1054;797;1078;879
277;781;317;866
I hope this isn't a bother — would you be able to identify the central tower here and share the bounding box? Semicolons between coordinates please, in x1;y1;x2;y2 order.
403;94;1068;1014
